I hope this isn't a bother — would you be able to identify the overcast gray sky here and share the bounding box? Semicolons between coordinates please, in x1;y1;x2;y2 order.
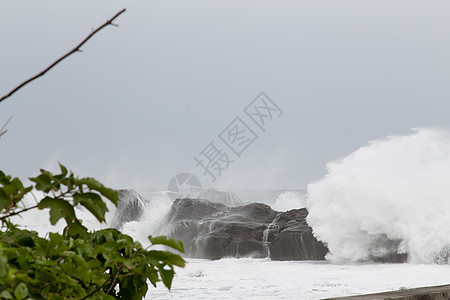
1;1;449;190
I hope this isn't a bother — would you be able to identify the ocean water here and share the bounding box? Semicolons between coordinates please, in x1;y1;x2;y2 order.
15;128;450;299
125;187;449;299
145;258;450;299
16;187;450;299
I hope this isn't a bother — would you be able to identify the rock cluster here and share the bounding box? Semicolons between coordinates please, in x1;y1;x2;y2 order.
165;198;328;260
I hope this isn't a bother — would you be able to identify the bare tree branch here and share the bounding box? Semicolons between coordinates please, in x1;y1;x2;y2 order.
0;8;126;104
0;117;12;138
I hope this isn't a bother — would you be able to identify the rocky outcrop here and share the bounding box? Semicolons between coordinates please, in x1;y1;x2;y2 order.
165;198;328;260
110;189;147;229
198;188;243;207
110;191;410;262
268;208;328;260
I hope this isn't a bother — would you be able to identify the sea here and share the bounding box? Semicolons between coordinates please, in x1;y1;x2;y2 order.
16;128;450;299
132;189;450;300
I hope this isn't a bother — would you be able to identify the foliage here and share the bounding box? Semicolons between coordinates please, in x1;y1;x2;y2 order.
0;164;185;299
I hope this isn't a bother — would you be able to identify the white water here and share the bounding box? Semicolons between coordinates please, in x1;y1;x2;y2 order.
120;191;173;247
145;258;450;299
262;213;281;257
306;128;450;264
272;191;305;211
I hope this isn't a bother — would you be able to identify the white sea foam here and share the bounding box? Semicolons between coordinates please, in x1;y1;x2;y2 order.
120;191;173;247
272;191;305;211
306;128;450;264
145;258;450;299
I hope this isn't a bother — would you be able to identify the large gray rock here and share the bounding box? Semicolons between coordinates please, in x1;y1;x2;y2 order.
268;209;328;261
165;198;328;260
110;189;147;229
109;190;409;262
198;188;243;207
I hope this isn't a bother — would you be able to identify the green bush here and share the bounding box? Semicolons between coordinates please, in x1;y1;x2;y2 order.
0;164;185;299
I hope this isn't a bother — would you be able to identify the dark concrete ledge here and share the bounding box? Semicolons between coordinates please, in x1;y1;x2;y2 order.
324;284;450;300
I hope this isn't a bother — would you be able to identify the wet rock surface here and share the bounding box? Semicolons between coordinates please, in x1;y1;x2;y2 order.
166;198;328;260
198;188;243;207
112;192;407;262
111;189;147;229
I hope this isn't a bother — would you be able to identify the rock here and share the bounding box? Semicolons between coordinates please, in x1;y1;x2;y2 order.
109;190;409;262
198;188;243;207
110;189;147;229
325;284;450;300
269;209;328;260
165;198;328;260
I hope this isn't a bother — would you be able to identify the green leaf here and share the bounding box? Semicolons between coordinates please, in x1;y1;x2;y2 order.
0;290;13;299
75;178;119;205
38;197;76;225
0;194;12;212
3;177;24;195
0;170;9;184
46;233;71;255
14;283;28;300
59;163;68;176
145;267;159;287
0;255;7;277
123;259;136;269
17;231;35;248
160;269;174;289
75;192;107;222
165;252;186;268
87;259;101;269
148;236;184;253
30;173;53;192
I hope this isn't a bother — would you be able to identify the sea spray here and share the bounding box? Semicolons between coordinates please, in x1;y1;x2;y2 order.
272;191;305;211
306;128;450;264
120;191;173;247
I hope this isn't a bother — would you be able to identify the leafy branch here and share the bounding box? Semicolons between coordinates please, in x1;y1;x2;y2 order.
0;8;126;104
0;165;185;299
0;8;186;299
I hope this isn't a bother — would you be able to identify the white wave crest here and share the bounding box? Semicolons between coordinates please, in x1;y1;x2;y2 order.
272;191;305;211
120;191;173;247
306;128;450;264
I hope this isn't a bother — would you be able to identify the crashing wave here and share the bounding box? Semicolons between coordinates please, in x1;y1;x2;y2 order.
306;128;450;264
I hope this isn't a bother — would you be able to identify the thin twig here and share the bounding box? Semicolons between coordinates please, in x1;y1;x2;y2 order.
30;191;40;205
0;8;126;103
0;204;39;221
81;266;123;300
81;249;143;299
0;117;12;138
106;268;122;295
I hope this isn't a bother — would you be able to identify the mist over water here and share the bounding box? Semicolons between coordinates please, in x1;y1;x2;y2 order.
272;191;305;211
117;189;306;247
120;191;173;247
306;128;450;264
